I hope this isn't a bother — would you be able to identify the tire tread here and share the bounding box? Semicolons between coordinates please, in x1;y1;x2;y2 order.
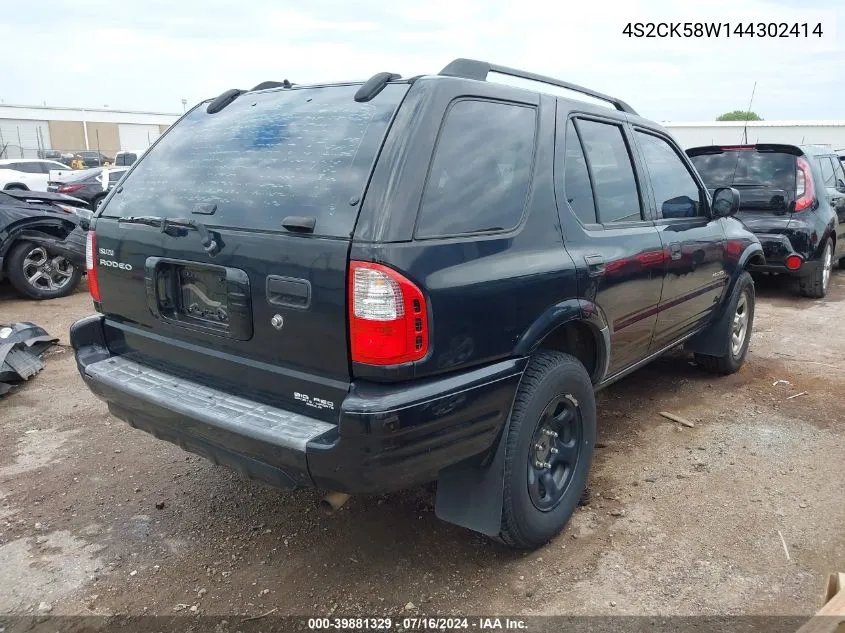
499;351;593;549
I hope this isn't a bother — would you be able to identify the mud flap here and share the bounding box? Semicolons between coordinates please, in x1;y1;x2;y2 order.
434;422;511;537
683;307;732;357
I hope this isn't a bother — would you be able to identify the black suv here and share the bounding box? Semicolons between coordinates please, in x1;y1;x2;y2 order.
71;59;762;549
688;144;845;298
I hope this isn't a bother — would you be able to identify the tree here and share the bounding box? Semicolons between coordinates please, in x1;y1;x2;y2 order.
717;110;763;121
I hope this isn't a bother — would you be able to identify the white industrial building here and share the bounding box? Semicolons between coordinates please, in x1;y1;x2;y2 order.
664;120;845;152
0;104;180;159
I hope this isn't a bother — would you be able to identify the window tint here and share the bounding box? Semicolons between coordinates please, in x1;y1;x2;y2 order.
16;162;42;174
37;161;61;174
115;153;137;166
832;157;845;189
576;120;641;223
416;100;536;238
817;156;835;188
105;84;407;237
108;170;125;183
689;151;796;190
561;120;597;224
636;131;702;219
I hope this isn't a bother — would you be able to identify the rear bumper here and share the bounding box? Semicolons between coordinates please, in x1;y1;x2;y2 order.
71;314;525;494
747;233;818;277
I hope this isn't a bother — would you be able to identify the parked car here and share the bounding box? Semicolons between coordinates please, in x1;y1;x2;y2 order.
36;149;63;161
71;59;762;549
113;150;145;167
688;144;845;298
0;189;90;299
75;151;111;168
0;159;71;191
47;167;129;210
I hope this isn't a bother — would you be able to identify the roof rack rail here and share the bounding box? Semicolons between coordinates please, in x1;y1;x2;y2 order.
251;79;293;91
438;58;637;115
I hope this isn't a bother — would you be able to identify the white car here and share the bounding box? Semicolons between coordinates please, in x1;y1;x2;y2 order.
0;159;71;192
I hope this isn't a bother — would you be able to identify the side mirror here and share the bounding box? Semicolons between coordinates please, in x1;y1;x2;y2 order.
712;187;740;218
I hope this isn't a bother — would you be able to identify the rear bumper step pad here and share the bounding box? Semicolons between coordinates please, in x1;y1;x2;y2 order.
85;356;334;452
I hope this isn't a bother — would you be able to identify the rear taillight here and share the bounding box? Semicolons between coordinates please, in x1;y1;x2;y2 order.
58;183;83;194
794;156;815;212
86;230;101;302
349;261;428;365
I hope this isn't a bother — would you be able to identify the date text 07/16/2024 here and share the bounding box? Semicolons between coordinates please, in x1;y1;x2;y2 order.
307;617;527;630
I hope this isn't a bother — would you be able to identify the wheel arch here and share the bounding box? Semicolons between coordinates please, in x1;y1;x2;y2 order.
0;218;77;267
3;182;29;191
513;298;610;384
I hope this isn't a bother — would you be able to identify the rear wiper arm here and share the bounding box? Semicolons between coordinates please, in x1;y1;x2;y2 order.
120;215;220;256
120;215;164;227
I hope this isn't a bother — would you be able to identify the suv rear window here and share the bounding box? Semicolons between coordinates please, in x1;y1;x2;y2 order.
103;84;408;237
689;150;796;211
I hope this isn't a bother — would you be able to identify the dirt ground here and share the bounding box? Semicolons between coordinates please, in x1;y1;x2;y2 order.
1;272;843;620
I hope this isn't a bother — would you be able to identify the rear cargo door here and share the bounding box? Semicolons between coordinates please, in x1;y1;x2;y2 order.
93;83;408;421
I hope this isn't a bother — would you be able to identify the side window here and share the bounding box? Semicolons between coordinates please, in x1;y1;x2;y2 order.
415;100;536;238
816;156;836;188
561;120;598;224
37;162;57;174
832;157;845;191
635;131;703;219
576;120;642;223
16;163;40;174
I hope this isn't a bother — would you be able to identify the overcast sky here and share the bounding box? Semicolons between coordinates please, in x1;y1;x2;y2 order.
2;0;842;122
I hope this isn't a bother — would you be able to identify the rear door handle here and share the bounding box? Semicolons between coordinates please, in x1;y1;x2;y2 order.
266;275;311;309
584;254;606;277
669;242;682;260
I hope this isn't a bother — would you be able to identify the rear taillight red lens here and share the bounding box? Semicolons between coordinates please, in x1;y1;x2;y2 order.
58;183;83;194
794;156;815;212
85;230;101;302
349;261;428;365
785;254;803;271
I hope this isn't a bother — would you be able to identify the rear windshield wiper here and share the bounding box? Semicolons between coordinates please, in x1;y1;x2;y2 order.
120;215;220;256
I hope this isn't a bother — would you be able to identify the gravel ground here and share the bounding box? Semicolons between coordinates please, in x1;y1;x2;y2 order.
0;273;843;620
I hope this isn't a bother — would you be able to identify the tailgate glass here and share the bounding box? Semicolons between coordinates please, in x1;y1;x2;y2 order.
100;83;408;237
689;150;796;212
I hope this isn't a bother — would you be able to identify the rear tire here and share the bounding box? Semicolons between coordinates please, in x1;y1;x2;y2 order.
499;351;596;549
695;271;755;375
799;238;832;298
6;241;83;300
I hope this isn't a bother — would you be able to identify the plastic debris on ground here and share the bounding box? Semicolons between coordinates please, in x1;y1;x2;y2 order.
0;322;59;396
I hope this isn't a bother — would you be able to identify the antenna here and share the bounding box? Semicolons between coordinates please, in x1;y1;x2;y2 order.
741;81;757;144
730;81;758;185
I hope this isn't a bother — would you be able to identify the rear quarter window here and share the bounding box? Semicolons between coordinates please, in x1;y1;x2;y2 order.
103;84;408;238
415;99;536;238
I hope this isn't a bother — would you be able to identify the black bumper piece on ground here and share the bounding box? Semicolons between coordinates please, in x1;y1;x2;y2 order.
71;314;526;494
